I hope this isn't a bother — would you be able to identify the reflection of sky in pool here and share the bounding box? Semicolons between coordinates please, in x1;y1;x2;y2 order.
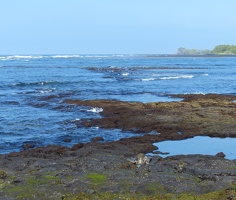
152;136;236;160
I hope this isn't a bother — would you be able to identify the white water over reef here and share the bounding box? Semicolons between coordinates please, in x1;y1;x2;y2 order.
0;55;235;154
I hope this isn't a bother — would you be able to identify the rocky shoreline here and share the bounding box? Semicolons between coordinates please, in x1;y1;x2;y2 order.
0;94;236;199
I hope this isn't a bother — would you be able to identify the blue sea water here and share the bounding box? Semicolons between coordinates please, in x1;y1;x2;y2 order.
0;55;235;154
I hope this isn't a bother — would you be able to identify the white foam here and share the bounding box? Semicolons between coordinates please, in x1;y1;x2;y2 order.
71;118;80;122
148;130;161;135
183;92;205;95
87;107;103;113
93;126;99;129
39;89;54;94
2;55;44;60
194;92;205;95
0;56;6;60
51;55;81;59
122;73;129;76
141;78;156;81
161;75;194;80
84;55;110;58
151;73;162;77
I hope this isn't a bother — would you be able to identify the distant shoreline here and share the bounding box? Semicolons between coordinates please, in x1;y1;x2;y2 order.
1;54;236;58
142;54;236;58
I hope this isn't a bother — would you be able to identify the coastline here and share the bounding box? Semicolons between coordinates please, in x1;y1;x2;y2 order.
128;54;236;58
0;94;236;199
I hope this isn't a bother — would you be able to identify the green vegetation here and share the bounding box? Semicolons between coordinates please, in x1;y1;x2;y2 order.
212;45;236;54
2;171;236;200
0;170;7;179
70;185;236;200
177;47;211;55
1;169;236;199
2;173;64;199
177;44;236;55
85;173;107;185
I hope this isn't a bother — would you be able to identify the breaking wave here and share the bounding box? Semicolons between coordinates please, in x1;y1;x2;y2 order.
11;81;58;87
141;78;156;81
161;75;194;80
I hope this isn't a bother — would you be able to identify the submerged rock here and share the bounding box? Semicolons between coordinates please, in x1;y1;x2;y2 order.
91;137;104;142
22;143;35;150
63;138;71;143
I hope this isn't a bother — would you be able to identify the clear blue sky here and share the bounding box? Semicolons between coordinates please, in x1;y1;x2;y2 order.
1;0;236;54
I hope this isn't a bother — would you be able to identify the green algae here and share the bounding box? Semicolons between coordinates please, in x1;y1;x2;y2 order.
2;173;236;200
140;181;166;195
3;173;64;199
26;174;61;185
69;186;236;200
85;173;107;186
0;170;7;179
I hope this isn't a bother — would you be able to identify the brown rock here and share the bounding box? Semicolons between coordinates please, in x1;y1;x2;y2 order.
64;138;71;143
215;152;226;158
91;137;104;142
22;143;35;150
65;94;236;141
71;143;84;151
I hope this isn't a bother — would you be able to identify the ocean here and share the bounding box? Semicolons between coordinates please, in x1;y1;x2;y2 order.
0;55;235;154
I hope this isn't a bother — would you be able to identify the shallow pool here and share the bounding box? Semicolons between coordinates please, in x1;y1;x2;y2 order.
151;136;236;160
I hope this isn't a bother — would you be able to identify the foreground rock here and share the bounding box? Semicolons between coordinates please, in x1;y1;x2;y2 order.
0;94;236;199
1;140;236;199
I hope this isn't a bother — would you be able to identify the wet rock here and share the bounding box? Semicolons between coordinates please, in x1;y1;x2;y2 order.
63;138;71;143
91;137;104;142
0;94;236;199
22;143;35;150
71;143;84;150
65;94;236;141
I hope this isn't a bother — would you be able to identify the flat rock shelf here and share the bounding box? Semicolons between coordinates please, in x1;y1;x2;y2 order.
0;94;236;199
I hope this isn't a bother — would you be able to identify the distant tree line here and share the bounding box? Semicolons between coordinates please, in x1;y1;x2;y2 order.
177;45;236;55
212;45;236;54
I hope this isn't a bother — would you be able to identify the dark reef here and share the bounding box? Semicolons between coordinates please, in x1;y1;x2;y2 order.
0;94;236;199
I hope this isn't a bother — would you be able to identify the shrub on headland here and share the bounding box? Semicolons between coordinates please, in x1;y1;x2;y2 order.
177;44;236;55
212;44;236;54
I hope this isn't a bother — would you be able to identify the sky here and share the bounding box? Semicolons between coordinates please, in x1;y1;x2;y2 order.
1;0;236;54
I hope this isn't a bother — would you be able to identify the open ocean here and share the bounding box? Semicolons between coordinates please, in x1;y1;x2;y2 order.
0;55;235;154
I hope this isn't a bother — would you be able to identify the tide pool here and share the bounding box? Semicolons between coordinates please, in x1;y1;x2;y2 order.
152;136;236;160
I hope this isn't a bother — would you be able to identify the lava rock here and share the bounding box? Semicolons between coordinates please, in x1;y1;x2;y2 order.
71;143;84;150
91;137;104;142
22;143;35;150
64;138;71;143
215;152;226;158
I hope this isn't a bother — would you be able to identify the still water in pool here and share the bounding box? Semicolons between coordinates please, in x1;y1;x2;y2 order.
152;136;236;160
